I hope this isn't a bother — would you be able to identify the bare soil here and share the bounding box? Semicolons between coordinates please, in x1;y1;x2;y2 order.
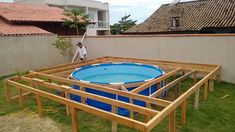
0;112;60;132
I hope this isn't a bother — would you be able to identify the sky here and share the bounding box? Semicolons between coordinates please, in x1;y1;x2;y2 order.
0;0;193;24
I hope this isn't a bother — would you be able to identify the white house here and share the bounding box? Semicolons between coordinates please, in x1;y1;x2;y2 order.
14;0;110;36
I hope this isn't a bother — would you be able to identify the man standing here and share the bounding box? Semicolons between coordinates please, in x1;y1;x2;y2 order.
76;42;87;62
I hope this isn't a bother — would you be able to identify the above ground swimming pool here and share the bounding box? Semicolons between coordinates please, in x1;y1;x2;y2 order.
70;62;165;116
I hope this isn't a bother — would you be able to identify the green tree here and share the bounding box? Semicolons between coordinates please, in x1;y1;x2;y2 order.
111;14;137;35
62;9;89;35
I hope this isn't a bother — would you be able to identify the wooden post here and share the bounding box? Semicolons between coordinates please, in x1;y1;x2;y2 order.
145;101;151;123
157;82;162;98
181;100;186;125
5;81;11;101
65;91;71;116
204;80;208;101
193;72;197;85
36;94;43;117
175;82;181;99
130;98;134;119
71;107;78;132
168;110;176;132
80;87;86;104
112;105;117;132
209;79;214;92
194;88;200;110
18;88;23;109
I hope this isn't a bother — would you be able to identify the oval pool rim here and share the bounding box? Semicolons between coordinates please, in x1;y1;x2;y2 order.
70;62;165;85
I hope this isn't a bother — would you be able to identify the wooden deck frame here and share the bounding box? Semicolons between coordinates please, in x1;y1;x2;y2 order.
5;56;221;132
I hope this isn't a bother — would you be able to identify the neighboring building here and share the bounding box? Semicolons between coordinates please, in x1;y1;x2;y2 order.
126;0;235;34
14;0;110;36
0;2;86;36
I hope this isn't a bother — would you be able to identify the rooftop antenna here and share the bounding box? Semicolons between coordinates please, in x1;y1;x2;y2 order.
170;0;181;6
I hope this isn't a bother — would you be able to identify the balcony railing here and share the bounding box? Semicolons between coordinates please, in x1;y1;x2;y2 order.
88;21;109;28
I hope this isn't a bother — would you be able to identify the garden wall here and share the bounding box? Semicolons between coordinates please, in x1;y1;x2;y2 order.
0;35;71;76
67;34;235;84
1;34;234;84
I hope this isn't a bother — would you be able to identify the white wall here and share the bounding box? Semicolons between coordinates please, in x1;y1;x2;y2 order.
68;35;235;84
0;35;71;76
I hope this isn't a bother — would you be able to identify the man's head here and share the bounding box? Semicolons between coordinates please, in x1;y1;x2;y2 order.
77;42;83;48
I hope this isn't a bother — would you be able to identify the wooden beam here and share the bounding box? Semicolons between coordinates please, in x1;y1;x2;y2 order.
150;70;196;98
146;66;220;131
7;80;148;131
168;110;176;132
120;85;129;92
22;77;159;117
36;94;43;117
10;92;31;100
29;72;171;107
131;68;181;94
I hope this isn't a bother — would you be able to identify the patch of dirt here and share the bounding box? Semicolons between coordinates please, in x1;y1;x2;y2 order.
0;113;60;132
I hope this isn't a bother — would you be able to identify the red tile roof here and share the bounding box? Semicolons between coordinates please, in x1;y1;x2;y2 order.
0;18;51;36
126;0;235;34
0;2;65;22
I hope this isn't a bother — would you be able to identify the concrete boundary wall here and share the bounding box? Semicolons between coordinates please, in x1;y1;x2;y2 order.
67;35;235;83
0;35;70;76
0;34;234;83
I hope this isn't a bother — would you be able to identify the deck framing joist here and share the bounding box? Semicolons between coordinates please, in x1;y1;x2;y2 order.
5;56;221;132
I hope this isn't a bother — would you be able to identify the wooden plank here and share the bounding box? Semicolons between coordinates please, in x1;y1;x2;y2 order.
7;80;148;131
36;94;43;117
22;77;159;117
131;68;181;94
150;70;196;98
204;80;208;101
120;85;129;92
194;87;200;110
168;110;176;132
71;107;78;132
146;66;220;131
108;56;218;73
180;100;186;125
29;72;171;107
112;105;117;132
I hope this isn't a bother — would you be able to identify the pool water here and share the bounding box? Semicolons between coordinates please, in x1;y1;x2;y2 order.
72;63;164;84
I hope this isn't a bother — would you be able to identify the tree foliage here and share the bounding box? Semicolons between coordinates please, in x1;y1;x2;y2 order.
52;38;72;56
62;9;89;35
111;14;137;35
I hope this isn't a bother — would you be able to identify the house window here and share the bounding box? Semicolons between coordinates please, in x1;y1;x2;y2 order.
171;17;180;27
88;14;95;21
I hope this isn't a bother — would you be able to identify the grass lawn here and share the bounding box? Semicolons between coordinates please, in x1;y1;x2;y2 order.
0;75;235;132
